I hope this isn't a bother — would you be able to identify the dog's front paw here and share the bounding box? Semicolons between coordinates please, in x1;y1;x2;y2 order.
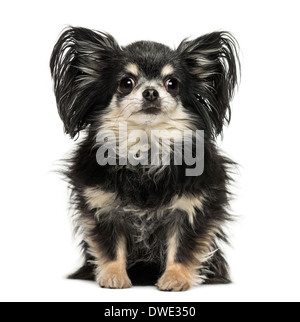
97;264;132;289
156;264;193;292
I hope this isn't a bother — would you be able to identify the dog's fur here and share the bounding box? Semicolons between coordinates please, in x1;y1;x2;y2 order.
50;27;239;291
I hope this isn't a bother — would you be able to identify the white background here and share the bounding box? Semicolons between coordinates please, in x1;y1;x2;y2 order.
1;0;299;302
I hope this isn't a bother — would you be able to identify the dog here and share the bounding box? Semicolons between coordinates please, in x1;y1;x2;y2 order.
50;26;239;291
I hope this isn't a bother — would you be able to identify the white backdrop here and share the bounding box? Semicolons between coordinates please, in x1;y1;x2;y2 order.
1;0;299;302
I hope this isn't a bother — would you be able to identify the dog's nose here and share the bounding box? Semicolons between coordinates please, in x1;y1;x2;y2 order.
142;88;159;102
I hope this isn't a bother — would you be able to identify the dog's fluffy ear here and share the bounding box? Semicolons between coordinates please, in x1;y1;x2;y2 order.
178;32;240;136
50;27;120;138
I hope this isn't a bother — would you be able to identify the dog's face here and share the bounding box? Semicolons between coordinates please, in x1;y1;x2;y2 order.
50;27;239;138
104;41;192;132
111;61;181;125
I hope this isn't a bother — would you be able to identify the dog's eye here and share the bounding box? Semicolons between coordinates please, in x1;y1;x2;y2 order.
164;78;179;95
119;77;136;95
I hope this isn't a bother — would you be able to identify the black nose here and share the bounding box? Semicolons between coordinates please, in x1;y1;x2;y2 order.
142;88;159;102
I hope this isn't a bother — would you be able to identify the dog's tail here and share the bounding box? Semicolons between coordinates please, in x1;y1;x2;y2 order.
67;261;95;280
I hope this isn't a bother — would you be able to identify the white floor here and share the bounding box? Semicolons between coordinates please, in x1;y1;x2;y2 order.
2;276;298;302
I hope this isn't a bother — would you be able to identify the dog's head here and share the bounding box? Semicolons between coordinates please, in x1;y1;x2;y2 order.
50;27;239;139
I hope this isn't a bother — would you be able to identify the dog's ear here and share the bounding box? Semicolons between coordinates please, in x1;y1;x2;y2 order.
50;27;121;139
177;32;240;136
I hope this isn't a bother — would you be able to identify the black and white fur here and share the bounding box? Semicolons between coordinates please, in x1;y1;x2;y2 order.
50;27;239;291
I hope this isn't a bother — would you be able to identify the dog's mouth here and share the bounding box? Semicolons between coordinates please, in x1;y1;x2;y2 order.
141;106;161;115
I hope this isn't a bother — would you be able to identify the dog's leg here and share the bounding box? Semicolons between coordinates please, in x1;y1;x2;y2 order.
85;234;132;289
83;187;132;289
156;232;198;291
156;194;210;291
96;238;132;289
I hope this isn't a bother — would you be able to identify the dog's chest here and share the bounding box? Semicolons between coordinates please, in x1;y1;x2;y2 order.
124;210;165;264
126;211;158;246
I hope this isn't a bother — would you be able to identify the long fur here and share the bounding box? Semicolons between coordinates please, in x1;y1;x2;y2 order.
50;26;240;290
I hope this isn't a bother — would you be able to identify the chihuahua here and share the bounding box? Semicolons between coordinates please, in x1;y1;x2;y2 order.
50;26;239;291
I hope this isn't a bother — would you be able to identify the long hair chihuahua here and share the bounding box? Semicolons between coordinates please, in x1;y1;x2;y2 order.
50;26;239;291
